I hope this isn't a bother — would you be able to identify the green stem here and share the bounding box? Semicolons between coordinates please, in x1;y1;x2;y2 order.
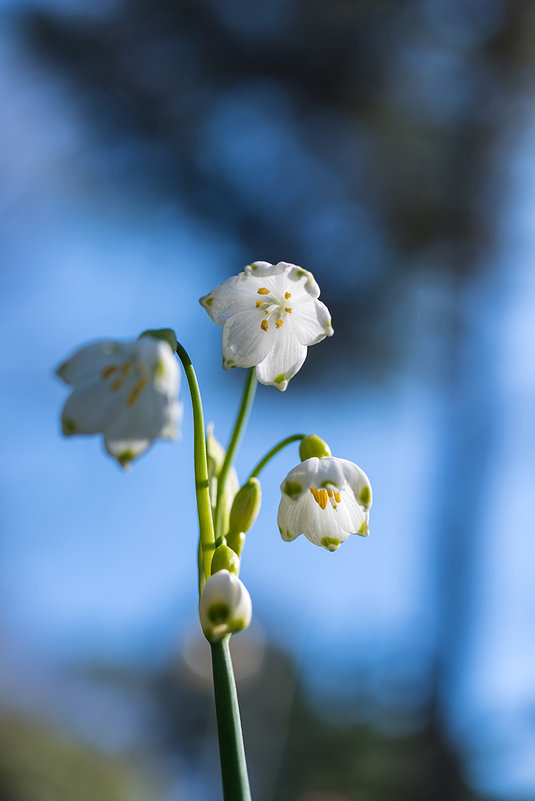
248;434;305;480
211;637;252;801
215;368;257;537
175;342;215;591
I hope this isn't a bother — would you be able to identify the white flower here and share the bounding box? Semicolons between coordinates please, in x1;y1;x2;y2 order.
200;261;333;391
56;336;182;467
199;570;252;642
278;456;372;551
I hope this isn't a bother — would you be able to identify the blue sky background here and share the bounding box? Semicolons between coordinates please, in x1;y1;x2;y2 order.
1;2;535;798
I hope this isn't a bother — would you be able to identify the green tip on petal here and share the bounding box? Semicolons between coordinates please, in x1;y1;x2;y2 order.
357;520;369;536
61;417;77;436
321;537;341;551
274;373;286;385
359;485;371;506
138;328;178;351
207;603;230;625
117;449;137;468
283;480;302;498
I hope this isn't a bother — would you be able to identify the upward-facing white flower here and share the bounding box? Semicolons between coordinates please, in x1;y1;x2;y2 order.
278;456;372;551
200;261;333;390
56;336;182;467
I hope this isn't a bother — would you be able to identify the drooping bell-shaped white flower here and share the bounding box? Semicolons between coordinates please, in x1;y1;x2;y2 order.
56;336;182;467
199;569;252;642
278;456;372;551
200;261;333;390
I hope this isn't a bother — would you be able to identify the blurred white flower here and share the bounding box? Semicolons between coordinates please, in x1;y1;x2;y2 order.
278;456;372;551
56;336;182;467
200;261;333;390
199;569;252;642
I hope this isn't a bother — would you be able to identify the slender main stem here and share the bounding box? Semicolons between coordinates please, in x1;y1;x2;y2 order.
214;368;257;537
211;637;252;801
175;342;215;590
248;434;305;480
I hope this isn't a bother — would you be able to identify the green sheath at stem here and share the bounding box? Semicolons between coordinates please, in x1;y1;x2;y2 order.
211;637;252;801
215;367;257;537
248;434;305;480
175;342;215;591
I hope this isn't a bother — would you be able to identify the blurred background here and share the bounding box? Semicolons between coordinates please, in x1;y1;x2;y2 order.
1;0;535;799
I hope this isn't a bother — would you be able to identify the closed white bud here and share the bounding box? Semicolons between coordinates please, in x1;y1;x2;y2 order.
199;570;252;642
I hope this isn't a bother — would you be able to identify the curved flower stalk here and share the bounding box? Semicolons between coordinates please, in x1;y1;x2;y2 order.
278;456;372;551
200;261;333;390
199;569;252;642
56;336;182;467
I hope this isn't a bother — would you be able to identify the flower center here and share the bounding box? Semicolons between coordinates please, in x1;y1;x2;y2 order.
256;287;293;332
309;488;342;510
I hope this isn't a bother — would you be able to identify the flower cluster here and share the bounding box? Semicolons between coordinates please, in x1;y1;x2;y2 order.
56;259;372;649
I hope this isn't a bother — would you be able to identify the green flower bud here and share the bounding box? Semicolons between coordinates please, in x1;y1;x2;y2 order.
138;328;178;351
227;531;246;557
211;543;240;575
299;434;332;461
229;478;262;538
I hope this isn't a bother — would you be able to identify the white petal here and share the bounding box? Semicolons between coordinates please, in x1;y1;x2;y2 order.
303;502;350;550
330;489;367;533
291;298;333;346
255;326;307;389
339;459;373;509
281;458;320;498
311;457;348;491
199;571;252;640
200;274;259;325
222;309;274;368
61;379;126;435
104;384;179;463
56;341;127;387
277;495;303;541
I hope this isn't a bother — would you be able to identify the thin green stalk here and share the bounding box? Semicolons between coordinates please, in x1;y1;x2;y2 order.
175;342;215;591
215;367;257;537
211;637;252;801
248;434;305;480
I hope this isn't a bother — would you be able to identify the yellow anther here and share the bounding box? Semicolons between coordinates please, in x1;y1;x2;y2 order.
310;488;328;510
101;364;117;379
256;300;264;307
257;287;270;295
327;489;333;498
334;492;341;504
276;319;283;328
126;377;148;407
285;306;293;313
285;291;291;299
111;376;124;392
260;319;269;332
120;361;131;376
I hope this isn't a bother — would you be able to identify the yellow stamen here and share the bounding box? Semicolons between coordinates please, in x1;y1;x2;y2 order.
260;319;269;332
334;492;341;504
126;377;148;407
101;365;117;379
285;306;293;313
327;489;333;497
257;287;270;295
310;488;328;510
256;300;264;307
285;291;291;299
276;319;283;328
